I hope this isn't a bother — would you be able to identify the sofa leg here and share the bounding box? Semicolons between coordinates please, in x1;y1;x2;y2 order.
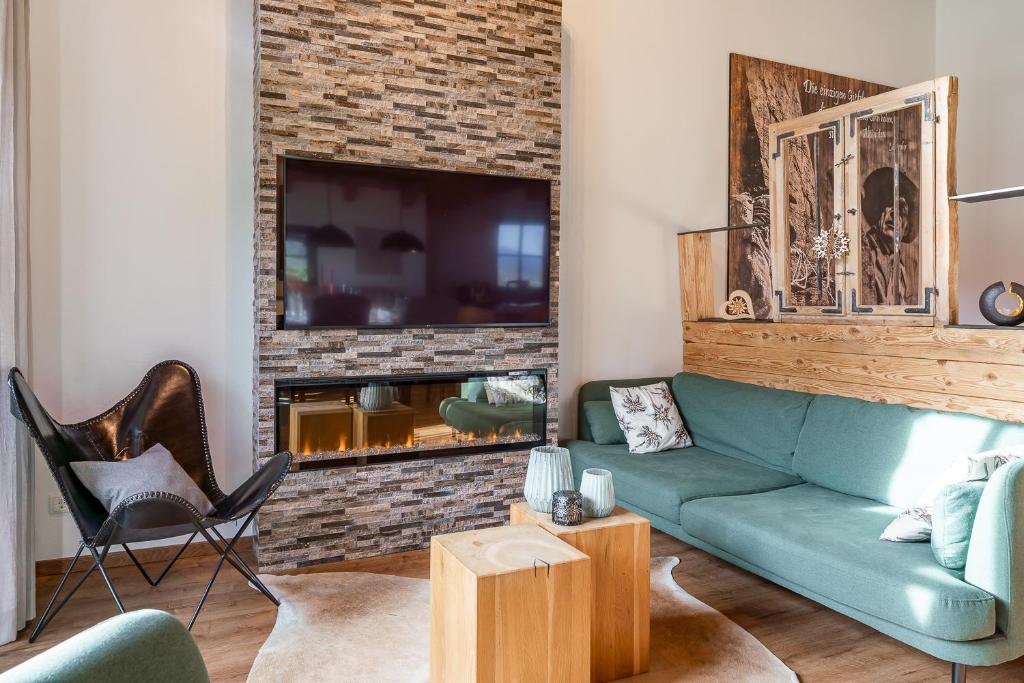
951;663;966;683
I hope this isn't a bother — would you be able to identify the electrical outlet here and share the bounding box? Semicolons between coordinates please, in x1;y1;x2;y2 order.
48;495;69;515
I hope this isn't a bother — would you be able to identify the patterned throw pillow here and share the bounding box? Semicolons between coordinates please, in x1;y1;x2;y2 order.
609;382;692;454
880;445;1024;542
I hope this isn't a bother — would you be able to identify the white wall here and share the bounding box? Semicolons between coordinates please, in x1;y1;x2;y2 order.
558;0;937;438
28;0;255;560
935;0;1024;324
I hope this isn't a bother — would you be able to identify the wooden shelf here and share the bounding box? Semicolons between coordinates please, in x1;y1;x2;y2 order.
950;186;1024;203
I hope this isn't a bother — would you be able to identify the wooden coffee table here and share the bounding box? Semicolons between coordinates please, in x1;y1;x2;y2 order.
511;502;651;682
430;523;591;682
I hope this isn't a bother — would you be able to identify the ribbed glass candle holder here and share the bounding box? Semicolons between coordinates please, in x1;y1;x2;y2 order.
524;446;573;513
580;467;615;517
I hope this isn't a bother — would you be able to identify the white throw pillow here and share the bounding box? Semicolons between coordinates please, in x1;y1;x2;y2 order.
880;445;1024;542
485;377;545;406
609;382;692;454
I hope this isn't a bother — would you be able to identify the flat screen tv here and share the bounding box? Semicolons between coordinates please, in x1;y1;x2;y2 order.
277;157;552;329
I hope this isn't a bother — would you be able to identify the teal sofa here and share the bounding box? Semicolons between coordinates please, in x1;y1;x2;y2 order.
569;372;1024;680
0;610;209;683
439;383;536;437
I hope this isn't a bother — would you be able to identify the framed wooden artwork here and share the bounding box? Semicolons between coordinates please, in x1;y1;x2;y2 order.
768;77;957;325
728;54;893;318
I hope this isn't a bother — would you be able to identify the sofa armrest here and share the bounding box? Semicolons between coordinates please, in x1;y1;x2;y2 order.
0;609;209;683
965;459;1024;649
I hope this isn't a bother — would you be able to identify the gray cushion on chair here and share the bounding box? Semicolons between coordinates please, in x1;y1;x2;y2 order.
70;444;215;516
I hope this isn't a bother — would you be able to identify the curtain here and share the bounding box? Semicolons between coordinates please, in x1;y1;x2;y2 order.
0;0;33;646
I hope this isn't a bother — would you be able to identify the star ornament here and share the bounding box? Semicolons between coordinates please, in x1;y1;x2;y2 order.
811;227;851;262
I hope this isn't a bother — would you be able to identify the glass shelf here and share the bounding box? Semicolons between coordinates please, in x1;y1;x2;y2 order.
950;186;1024;203
944;323;1024;331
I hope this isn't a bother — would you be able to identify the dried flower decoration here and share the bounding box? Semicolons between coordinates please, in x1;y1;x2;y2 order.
811;227;850;262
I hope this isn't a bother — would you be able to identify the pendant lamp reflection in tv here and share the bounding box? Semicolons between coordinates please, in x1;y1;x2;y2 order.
380;230;425;253
380;194;426;254
314;223;355;247
314;177;354;248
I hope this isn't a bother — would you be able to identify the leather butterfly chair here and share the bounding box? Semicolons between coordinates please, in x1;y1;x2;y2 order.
7;360;292;642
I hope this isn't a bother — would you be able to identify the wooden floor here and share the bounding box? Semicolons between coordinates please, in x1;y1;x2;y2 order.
3;530;1024;682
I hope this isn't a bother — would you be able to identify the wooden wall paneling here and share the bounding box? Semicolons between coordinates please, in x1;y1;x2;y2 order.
682;321;1024;424
683;321;1024;366
685;341;1024;403
677;233;715;321
682;361;1024;424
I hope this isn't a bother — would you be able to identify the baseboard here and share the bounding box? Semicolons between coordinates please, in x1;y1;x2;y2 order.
35;536;256;578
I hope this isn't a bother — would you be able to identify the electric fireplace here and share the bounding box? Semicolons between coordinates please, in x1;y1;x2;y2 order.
276;369;547;470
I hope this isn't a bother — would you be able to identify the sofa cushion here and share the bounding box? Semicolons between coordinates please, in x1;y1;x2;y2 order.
671;372;812;472
932;480;988;570
565;440;801;524
576;377;670;441
582;401;626;445
680;484;996;642
793;394;1024;508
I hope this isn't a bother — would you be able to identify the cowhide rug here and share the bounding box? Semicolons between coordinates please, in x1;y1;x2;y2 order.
246;557;797;682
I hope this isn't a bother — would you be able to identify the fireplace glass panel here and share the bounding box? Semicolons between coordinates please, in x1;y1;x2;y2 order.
276;370;547;468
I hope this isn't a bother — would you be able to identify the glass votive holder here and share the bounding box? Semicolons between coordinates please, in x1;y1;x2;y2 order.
551;489;583;526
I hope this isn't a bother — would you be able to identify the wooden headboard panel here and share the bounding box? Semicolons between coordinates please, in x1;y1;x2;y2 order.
683;321;1024;424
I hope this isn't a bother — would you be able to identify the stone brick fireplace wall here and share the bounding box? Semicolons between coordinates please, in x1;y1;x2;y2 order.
253;0;561;569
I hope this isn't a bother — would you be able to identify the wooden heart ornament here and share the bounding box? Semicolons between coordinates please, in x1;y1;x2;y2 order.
718;290;755;320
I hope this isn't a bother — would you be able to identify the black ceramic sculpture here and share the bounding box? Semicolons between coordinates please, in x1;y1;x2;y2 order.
551;490;583;526
979;281;1024;326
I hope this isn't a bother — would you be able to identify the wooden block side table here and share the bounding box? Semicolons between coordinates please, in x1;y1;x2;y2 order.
288;401;352;454
511;502;651;682
430;523;591;682
351;403;414;449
